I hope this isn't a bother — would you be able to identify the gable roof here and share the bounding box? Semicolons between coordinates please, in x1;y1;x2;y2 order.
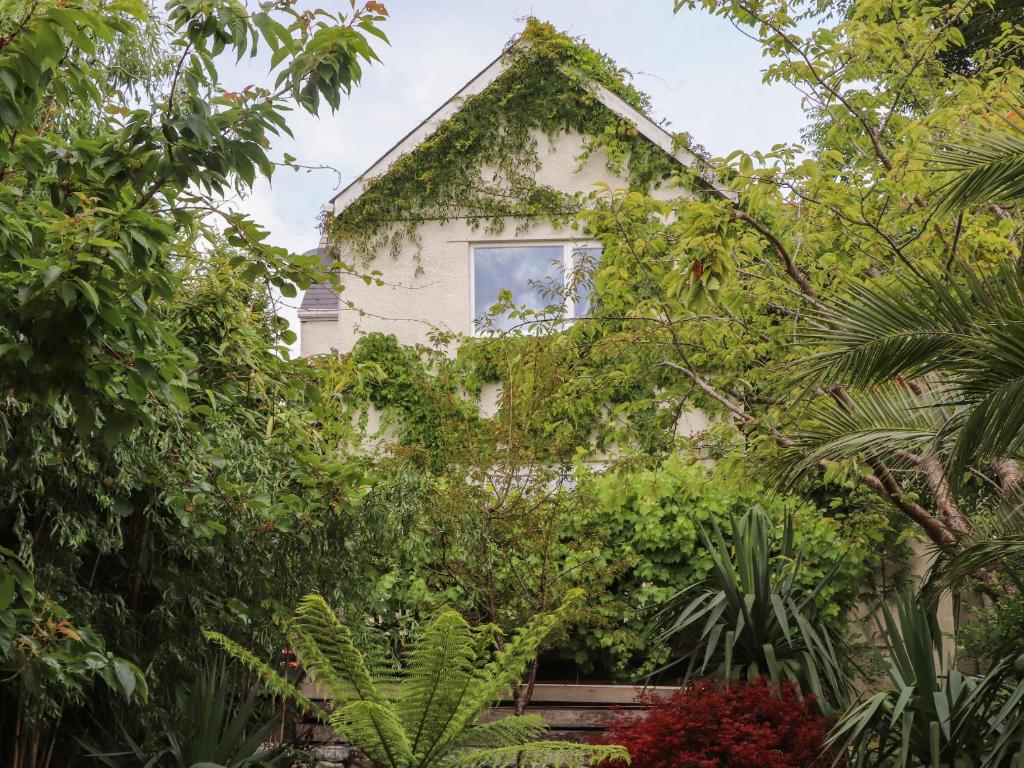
325;28;731;218
303;23;733;319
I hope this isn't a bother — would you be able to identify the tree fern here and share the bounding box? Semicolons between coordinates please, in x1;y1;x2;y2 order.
398;610;478;757
290;593;383;705
209;592;630;768
329;700;413;768
202;631;324;719
442;741;628;768
446;713;547;750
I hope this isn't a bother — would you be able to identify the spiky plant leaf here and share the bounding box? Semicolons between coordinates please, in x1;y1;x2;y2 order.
657;507;850;714
933;110;1024;213
826;594;1024;767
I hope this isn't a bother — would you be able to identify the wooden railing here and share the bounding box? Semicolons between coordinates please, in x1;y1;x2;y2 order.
297;681;674;747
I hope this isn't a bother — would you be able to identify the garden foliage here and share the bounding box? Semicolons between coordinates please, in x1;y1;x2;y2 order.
657;506;851;713
601;678;833;768
0;0;388;763
827;594;1024;767
207;592;630;768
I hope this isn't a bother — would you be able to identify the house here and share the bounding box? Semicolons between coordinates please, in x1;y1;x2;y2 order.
298;19;728;358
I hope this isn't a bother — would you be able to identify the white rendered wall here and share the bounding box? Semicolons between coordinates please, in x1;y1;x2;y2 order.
301;129;684;356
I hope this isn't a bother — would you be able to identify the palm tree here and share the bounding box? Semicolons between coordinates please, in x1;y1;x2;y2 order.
934;104;1024;212
792;102;1024;768
789;258;1024;490
787;100;1024;486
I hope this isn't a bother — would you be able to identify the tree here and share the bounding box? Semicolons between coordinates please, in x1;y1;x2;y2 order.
530;0;1024;555
0;1;388;763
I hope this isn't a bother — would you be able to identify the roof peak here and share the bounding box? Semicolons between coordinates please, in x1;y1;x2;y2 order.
324;22;730;216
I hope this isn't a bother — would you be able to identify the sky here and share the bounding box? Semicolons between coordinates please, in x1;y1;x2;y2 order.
228;1;809;339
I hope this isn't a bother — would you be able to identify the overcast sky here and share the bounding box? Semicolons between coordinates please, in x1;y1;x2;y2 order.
229;1;808;336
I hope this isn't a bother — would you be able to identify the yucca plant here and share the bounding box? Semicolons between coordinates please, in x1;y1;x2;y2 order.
83;660;286;768
206;593;629;768
655;506;850;714
826;594;1024;767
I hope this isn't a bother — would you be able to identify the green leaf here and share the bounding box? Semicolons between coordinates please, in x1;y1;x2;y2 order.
113;659;136;699
0;575;15;612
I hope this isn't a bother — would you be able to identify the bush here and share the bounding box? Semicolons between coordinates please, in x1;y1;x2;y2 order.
600;678;833;768
559;456;867;677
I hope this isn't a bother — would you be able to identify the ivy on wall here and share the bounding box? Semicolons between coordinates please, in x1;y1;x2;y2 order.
325;18;707;264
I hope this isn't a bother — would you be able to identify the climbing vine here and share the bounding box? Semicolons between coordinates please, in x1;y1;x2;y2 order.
325;19;706;264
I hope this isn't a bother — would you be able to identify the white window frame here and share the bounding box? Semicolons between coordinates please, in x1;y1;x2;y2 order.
469;240;600;337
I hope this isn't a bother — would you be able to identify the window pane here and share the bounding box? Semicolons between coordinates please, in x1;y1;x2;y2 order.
474;245;565;332
571;245;602;317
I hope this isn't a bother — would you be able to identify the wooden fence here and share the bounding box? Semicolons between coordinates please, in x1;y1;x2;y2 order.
297;681;674;750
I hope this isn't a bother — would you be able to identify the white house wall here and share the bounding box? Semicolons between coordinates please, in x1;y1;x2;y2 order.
301;129;685;357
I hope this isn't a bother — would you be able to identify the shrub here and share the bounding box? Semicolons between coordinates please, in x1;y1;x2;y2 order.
601;678;832;768
560;456;868;677
656;506;850;713
207;592;630;768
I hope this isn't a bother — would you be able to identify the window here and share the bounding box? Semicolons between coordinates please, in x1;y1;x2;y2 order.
472;242;602;334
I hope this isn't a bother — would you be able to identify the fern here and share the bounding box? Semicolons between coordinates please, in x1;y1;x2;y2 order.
207;591;628;768
202;630;324;719
397;610;478;757
329;700;413;768
447;713;547;749
290;594;382;705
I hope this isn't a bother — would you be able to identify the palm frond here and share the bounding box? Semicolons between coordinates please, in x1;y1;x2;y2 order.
928;503;1024;594
781;382;949;483
801;271;971;388
800;259;1024;483
933;115;1024;213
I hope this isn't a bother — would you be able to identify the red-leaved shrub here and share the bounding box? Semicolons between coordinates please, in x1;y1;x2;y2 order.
599;678;833;768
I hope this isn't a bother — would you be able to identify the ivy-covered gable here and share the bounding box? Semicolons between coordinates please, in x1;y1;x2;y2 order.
322;18;718;261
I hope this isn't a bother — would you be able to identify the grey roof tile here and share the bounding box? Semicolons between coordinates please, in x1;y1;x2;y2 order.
298;247;339;314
